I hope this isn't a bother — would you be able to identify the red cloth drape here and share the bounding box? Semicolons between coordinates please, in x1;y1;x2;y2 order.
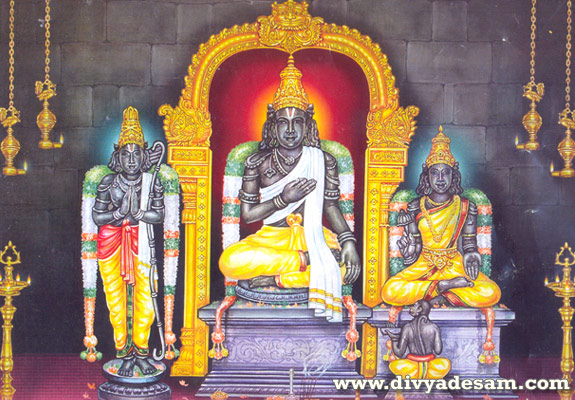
97;221;139;285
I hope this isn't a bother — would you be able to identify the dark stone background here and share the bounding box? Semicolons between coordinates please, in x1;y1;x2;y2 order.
0;0;573;361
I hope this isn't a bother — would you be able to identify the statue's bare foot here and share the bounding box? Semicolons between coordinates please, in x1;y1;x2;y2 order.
135;358;157;376
249;276;276;288
438;276;474;292
118;357;136;377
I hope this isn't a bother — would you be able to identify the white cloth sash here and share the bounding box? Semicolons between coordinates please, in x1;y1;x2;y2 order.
138;173;152;271
260;147;342;322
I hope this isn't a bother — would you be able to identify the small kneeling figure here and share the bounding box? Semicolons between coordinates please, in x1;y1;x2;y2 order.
385;300;451;380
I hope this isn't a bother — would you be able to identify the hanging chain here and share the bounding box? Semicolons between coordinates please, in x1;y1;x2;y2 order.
566;0;573;110
8;0;16;112
44;0;51;83
529;0;537;83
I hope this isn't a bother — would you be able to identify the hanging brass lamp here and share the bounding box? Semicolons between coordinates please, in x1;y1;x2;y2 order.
36;0;62;150
552;0;575;178
0;0;26;176
517;0;544;151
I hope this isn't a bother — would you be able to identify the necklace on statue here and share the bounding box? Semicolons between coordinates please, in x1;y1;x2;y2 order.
426;196;450;207
274;148;302;166
118;173;143;191
420;196;458;243
272;148;290;176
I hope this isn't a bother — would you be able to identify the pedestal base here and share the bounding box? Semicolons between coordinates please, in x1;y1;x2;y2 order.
98;360;171;400
198;301;376;398
370;307;516;399
98;382;171;400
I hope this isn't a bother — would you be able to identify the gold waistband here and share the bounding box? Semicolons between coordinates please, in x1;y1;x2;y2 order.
421;246;458;270
422;246;458;256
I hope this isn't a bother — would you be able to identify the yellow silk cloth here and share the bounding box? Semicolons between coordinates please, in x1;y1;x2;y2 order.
382;196;500;307
390;356;451;379
219;222;344;288
99;246;155;357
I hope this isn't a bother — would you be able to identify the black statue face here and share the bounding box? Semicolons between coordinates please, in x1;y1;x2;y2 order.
409;301;422;317
409;300;431;317
119;143;144;175
275;107;306;150
428;163;453;195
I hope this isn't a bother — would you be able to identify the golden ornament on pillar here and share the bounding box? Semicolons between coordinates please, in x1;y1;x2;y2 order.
545;243;575;400
0;242;30;400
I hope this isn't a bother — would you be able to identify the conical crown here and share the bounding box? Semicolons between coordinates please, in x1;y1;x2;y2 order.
118;106;145;148
272;55;310;111
425;126;456;167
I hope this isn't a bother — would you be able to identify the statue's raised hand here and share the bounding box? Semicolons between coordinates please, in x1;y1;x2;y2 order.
281;178;317;203
463;251;481;281
398;229;417;260
119;188;131;218
342;241;361;284
130;186;140;217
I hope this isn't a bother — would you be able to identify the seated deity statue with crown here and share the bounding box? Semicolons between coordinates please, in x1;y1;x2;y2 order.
382;128;501;309
219;56;361;322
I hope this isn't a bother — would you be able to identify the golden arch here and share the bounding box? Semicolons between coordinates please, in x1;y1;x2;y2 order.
160;0;419;378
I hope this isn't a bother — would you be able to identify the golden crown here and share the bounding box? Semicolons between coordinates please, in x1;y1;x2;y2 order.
425;126;456;167
118;106;145;148
272;55;310;111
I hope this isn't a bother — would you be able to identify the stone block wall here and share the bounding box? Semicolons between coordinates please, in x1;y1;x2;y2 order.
0;0;571;357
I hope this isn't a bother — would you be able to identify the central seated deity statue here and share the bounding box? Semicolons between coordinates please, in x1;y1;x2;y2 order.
382;128;501;308
219;56;360;322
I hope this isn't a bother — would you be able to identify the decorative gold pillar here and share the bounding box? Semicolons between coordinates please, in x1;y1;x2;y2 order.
361;146;411;378
168;146;212;376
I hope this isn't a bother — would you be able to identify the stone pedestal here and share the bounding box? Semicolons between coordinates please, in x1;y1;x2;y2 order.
370;307;516;399
197;301;376;398
98;360;171;400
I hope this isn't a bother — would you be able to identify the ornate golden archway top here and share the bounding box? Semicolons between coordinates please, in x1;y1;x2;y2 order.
159;0;418;149
161;0;420;378
257;0;323;53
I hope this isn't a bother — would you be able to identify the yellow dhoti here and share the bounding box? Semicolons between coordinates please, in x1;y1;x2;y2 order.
98;223;155;357
382;196;500;308
390;354;451;379
219;220;344;288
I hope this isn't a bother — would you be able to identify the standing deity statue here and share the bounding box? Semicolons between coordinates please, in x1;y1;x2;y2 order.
89;107;166;377
219;56;361;322
382;128;501;308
